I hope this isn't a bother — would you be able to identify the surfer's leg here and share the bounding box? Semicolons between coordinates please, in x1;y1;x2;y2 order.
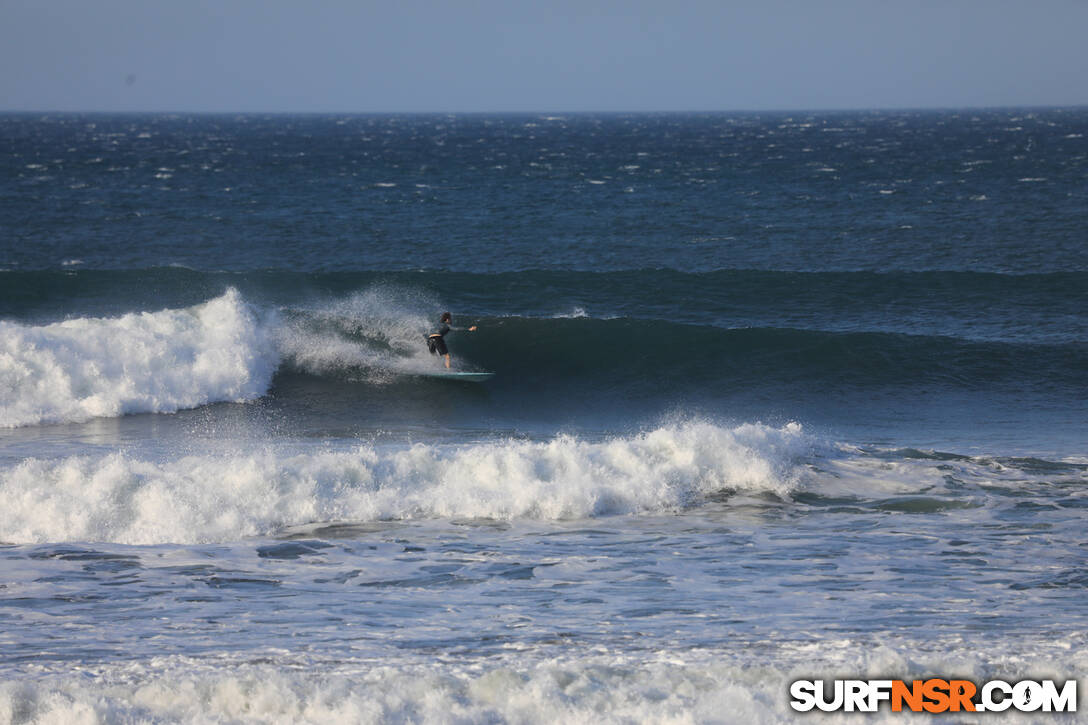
444;354;451;369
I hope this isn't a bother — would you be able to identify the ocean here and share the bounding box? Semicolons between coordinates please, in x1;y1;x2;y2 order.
1;110;1086;723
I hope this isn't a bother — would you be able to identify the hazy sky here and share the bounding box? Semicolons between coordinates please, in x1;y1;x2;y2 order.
3;0;1087;113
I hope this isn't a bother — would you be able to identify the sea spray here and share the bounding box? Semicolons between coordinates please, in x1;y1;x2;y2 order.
273;285;443;379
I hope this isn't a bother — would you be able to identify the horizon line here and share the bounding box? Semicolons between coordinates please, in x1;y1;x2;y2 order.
2;103;1087;117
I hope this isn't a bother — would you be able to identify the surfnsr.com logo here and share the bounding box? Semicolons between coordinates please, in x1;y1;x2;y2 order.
790;679;1077;714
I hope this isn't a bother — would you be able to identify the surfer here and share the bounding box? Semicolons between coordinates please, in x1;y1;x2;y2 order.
427;312;477;369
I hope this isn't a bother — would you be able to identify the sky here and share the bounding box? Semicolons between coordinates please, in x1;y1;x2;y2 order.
2;0;1087;113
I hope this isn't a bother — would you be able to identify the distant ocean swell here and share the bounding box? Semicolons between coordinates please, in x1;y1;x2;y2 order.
2;287;1085;428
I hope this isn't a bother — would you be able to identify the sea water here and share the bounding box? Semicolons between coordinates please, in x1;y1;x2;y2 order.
1;111;1087;723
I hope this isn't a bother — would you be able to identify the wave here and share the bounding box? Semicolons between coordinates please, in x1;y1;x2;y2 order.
0;285;457;428
0;289;277;428
5;417;1081;546
3;267;1087;344
455;318;1088;396
0;422;813;545
0;656;790;725
5;643;1084;725
2;284;1085;428
260;287;1088;397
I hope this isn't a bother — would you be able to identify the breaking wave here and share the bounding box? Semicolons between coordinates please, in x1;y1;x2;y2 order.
0;289;277;428
0;422;813;545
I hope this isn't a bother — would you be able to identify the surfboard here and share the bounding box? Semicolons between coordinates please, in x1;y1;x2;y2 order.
415;371;495;382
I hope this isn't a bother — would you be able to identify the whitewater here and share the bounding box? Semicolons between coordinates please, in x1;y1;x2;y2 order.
0;288;469;429
1;421;815;545
0;290;276;429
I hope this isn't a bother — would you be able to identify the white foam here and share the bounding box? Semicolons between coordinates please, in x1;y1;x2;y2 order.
0;286;451;428
0;422;812;545
0;289;277;428
0;657;789;725
4;642;1084;725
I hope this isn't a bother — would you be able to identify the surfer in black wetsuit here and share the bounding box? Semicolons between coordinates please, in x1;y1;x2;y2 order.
427;312;477;369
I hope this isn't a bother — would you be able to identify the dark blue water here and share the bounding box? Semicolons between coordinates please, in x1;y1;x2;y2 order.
4;110;1086;274
2;111;1087;723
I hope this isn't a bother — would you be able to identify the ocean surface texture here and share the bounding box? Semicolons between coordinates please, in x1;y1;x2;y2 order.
1;110;1087;723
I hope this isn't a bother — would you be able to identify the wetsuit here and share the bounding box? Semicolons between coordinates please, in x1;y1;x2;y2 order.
427;322;450;356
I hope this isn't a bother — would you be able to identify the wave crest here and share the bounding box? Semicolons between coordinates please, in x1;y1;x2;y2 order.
0;422;812;545
0;289;277;428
